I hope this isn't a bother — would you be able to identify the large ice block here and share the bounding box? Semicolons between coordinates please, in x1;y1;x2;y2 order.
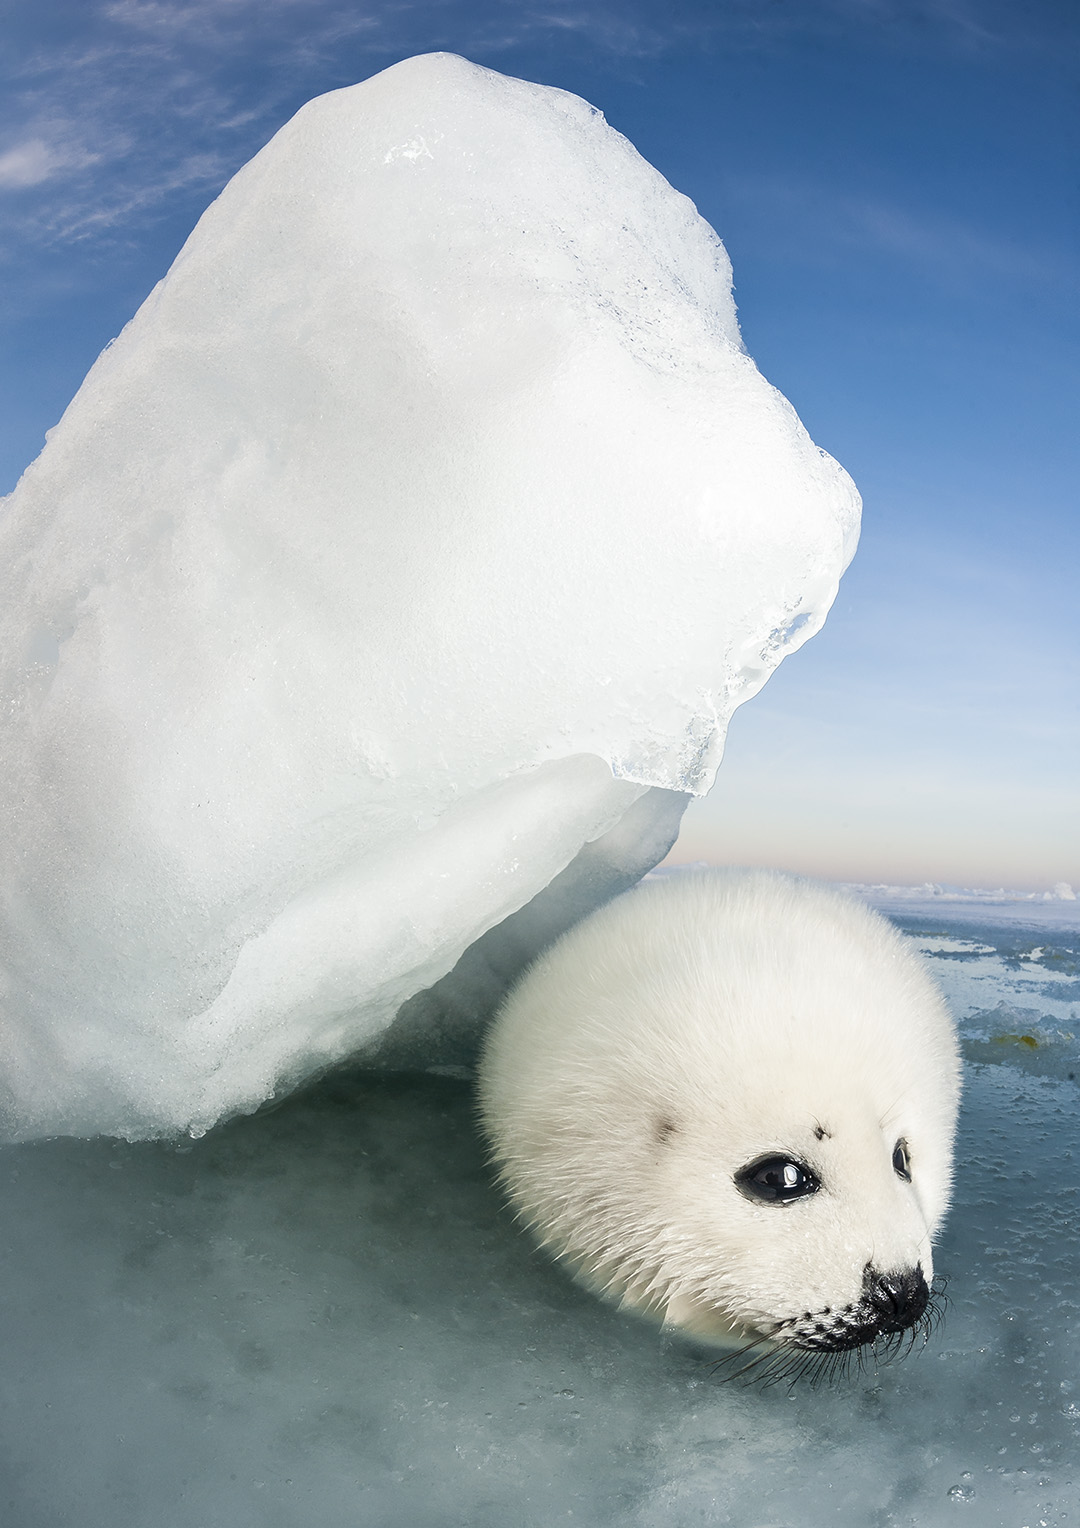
0;53;860;1140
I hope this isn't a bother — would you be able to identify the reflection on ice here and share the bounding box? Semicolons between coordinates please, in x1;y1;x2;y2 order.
0;898;1077;1526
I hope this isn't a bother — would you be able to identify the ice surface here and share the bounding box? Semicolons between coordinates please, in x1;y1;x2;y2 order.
0;53;859;1142
0;896;1076;1527
849;886;1080;1092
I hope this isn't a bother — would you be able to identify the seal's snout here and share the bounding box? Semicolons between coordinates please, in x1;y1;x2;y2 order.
865;1264;929;1335
787;1265;931;1353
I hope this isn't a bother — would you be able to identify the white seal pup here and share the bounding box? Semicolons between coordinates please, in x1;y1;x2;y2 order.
477;869;961;1371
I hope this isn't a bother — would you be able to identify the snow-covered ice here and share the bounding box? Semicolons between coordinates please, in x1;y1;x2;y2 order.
0;53;858;1142
0;893;1076;1527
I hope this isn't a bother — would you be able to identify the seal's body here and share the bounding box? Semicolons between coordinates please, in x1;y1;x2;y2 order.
478;869;961;1357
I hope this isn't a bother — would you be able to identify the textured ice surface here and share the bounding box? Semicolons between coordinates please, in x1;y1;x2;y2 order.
0;53;859;1142
853;887;1080;1097
0;898;1076;1528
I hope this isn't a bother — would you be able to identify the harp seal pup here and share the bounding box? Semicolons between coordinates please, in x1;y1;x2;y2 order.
477;868;961;1358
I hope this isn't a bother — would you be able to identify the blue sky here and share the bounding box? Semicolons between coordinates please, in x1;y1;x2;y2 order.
2;0;1077;890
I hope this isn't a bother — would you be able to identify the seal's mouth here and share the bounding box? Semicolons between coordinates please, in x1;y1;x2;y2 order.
710;1267;948;1388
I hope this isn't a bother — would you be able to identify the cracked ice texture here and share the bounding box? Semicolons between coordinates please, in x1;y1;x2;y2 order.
0;54;860;1141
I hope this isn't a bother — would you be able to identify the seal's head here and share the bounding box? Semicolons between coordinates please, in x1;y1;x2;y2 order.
477;869;961;1372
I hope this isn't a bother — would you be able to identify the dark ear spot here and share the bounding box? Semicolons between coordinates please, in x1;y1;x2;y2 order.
654;1118;679;1145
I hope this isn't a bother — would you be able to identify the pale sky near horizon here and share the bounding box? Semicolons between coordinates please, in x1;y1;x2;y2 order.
2;0;1077;891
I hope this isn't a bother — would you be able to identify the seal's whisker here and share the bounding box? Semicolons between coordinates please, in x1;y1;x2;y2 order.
703;1269;952;1391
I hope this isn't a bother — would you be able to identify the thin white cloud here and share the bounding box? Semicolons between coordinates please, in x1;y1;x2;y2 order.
851;199;1067;287
0;124;106;192
819;0;997;40
722;173;1076;294
0;24;273;250
103;0;245;28
491;7;668;58
0;139;60;189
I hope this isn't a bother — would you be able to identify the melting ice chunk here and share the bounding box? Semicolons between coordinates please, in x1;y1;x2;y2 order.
0;53;860;1141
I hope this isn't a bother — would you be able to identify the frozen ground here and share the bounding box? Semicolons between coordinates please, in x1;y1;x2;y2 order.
1;887;1077;1528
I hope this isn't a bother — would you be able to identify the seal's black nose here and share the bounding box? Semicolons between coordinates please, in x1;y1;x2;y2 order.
789;1264;934;1352
864;1265;929;1334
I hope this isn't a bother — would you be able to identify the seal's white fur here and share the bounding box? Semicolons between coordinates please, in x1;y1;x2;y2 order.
478;869;961;1348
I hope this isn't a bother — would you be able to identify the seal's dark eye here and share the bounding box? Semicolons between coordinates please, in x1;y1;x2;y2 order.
735;1156;820;1204
892;1139;912;1181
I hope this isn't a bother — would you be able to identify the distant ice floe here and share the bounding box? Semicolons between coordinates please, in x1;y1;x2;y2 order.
845;880;1080;932
846;879;1076;905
